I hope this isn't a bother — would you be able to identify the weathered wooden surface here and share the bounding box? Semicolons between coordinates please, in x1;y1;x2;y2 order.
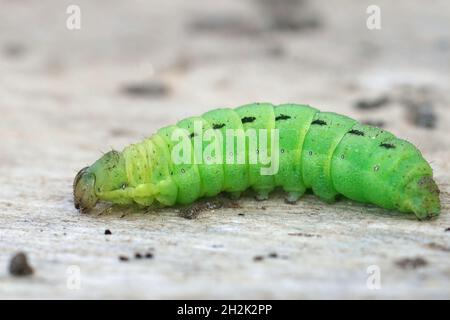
0;0;449;299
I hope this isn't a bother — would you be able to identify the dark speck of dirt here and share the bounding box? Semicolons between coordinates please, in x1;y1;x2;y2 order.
130;252;153;259
189;15;260;36
355;95;390;110
268;252;278;258
119;255;129;262
104;229;112;235
288;232;321;238
266;45;285;58
9;252;34;276
253;255;264;262
121;81;170;98
145;252;154;259
361;119;385;128
426;242;450;252
110;128;135;137
270;16;320;32
3;43;26;58
259;0;321;32
399;86;437;129
395;257;428;269
445;228;450;232
238;213;245;216
222;198;241;209
406;103;436;129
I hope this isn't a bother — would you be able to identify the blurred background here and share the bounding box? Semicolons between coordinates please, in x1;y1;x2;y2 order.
2;0;450;164
0;0;449;299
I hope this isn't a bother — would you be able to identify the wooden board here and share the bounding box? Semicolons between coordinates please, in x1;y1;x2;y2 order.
0;0;449;299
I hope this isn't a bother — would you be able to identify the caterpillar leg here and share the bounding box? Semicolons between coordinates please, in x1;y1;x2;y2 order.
319;193;338;204
255;189;270;201
97;188;135;205
132;180;178;207
98;180;177;207
285;191;303;204
228;191;242;200
131;184;157;206
154;179;178;206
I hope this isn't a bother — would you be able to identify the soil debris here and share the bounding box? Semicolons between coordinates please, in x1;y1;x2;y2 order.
178;199;223;219
355;95;390;110
395;257;428;269
190;15;259;35
405;102;436;129
222;198;241;209
119;255;130;262
110;128;135;137
288;232;321;238
398;86;437;129
9;252;34;276
121;81;170;98
259;0;321;32
361;119;385;128
426;242;450;252
3;42;26;58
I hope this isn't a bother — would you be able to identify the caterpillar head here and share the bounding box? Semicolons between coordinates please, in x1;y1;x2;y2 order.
73;166;97;213
73;150;126;213
401;176;440;220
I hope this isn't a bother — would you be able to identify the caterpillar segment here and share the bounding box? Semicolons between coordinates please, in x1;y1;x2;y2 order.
73;103;440;219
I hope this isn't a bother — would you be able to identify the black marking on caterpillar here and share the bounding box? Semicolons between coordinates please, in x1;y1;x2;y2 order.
380;143;396;149
348;129;365;136
241;116;256;123
275;114;291;121
311;119;327;125
213;123;225;129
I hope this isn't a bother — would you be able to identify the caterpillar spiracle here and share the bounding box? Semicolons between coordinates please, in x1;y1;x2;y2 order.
73;103;440;220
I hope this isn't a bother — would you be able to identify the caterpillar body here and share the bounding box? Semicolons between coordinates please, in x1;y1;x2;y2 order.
74;103;440;220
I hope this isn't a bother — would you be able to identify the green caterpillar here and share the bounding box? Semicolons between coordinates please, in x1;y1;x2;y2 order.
74;103;440;220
